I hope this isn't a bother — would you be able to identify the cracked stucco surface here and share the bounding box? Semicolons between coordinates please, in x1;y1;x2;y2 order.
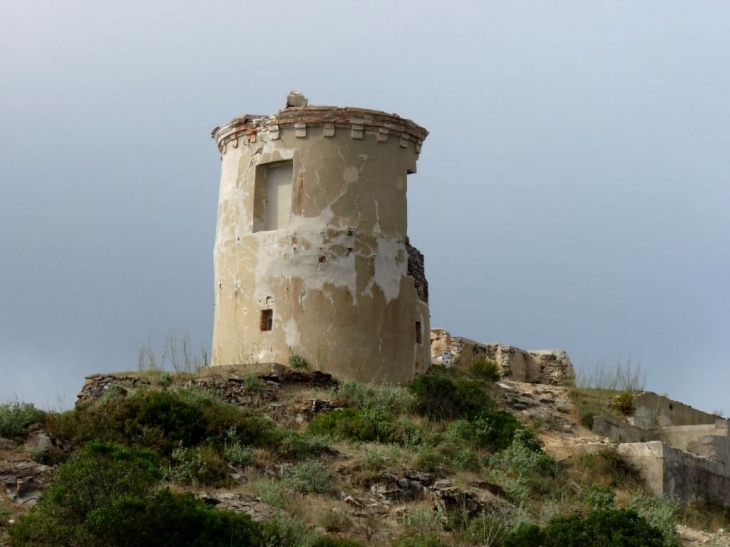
211;105;430;383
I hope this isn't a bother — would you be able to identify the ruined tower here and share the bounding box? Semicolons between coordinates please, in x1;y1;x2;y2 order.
211;93;429;383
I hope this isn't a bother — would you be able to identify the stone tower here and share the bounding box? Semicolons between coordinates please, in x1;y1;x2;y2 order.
211;93;430;383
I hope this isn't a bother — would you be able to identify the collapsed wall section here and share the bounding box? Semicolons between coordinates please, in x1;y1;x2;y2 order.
429;328;576;386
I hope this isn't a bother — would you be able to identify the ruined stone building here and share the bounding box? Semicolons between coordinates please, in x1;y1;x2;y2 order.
210;93;430;383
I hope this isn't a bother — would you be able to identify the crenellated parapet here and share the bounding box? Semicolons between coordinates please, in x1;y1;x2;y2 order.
212;104;428;156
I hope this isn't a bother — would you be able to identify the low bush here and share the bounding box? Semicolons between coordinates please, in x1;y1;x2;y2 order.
630;493;680;546
414;448;444;473
289;353;309;369
503;509;667;547
584;483;616;511
46;389;325;462
403;508;442;533
310;537;364;547
459;513;506;546
503;523;546;547
282;460;336;494
317;509;353;533
547;509;666;547
333;380;415;417
165;443;230;487
392;534;448;547
575;446;642;490
249;479;290;510
223;428;255;466
0;400;45;439
307;408;420;446
468;358;501;381
7;441;269;546
408;373;494;421
487;429;557;503
613;391;637;415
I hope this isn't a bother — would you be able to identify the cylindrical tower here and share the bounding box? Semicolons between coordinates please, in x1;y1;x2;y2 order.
211;93;430;383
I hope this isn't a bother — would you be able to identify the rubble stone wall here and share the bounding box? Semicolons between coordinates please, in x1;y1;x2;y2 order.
430;328;575;386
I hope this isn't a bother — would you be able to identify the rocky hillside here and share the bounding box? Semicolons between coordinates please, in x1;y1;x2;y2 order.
1;363;729;546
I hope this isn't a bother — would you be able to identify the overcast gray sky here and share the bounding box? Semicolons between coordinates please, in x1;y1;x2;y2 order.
1;1;728;413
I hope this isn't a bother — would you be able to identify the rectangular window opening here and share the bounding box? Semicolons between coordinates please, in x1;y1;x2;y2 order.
260;310;273;331
253;161;293;232
415;321;422;345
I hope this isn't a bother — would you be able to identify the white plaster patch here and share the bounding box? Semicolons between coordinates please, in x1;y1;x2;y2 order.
343;166;359;184
253;229;359;305
284;317;301;348
363;236;407;303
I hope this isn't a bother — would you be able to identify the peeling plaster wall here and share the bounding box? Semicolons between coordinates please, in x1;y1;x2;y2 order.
211;102;430;383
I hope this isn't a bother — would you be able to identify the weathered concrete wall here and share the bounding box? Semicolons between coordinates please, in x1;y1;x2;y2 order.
631;392;720;429
211;94;430;383
618;441;730;505
592;415;662;444
429;328;575;386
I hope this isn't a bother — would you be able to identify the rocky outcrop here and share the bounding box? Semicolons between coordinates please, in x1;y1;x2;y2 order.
76;366;338;408
0;460;52;507
198;492;283;522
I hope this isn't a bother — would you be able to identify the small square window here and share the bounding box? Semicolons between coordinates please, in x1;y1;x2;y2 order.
260;310;273;331
415;321;422;345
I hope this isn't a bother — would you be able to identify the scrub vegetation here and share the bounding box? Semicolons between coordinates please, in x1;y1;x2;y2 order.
0;359;726;546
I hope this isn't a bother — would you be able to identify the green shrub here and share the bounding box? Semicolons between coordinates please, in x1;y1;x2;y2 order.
414;448;444;473
276;430;330;459
0;399;45;439
460;513;505;546
249;478;289;509
158;372;172;387
614;391;637;415
223;438;255;467
581;410;597;429
392;534;448;547
542;509;666;547
165;443;229;487
474;410;541;452
282;461;336;494
585;483;616;511
317;509;352;533
403;509;442;533
263;514;320;547
577;446;642;489
307;408;420;446
488;429;557;503
469;358;501;381
48;389;316;461
311;537;364;547
289;353;309;369
503;523;546;547
630;493;680;546
8;439;352;547
333;380;415;416
408;373;494;421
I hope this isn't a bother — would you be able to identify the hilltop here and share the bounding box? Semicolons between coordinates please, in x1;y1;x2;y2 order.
1;362;729;546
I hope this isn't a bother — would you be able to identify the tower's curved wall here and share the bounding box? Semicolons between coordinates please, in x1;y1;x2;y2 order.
211;99;429;383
